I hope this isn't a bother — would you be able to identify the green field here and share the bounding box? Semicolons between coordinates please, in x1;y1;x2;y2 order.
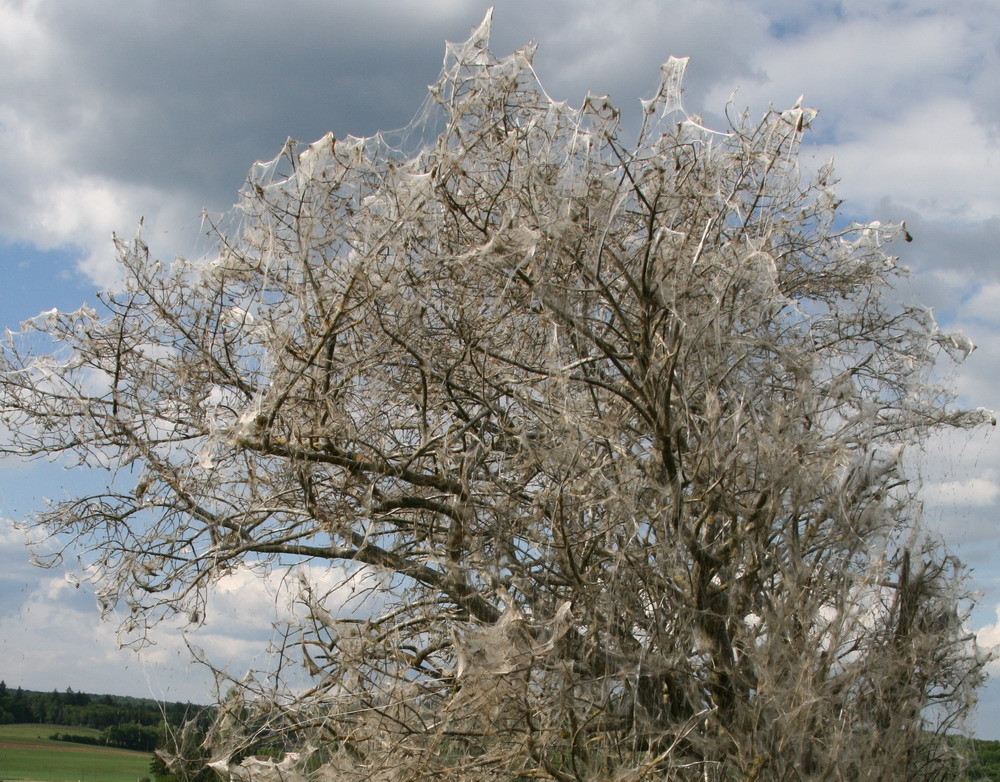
0;724;151;782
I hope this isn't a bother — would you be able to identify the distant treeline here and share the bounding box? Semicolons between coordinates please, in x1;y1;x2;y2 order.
962;737;1000;780
50;724;161;752
4;679;999;778
0;679;205;752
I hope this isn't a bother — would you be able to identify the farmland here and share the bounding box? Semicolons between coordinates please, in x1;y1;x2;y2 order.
0;724;151;782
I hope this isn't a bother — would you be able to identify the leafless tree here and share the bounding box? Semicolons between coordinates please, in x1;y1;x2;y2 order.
1;13;993;781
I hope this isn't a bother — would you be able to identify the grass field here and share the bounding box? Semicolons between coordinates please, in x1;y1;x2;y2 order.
0;724;151;782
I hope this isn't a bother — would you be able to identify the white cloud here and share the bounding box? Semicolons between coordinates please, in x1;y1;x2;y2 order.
909;425;1000;581
807;98;1000;220
711;13;977;113
965;285;1000;328
698;4;1000;238
975;604;1000;675
0;556;378;702
118;562;378;689
0;517;26;549
518;0;770;104
922;471;1000;508
0;95;207;287
0;570;176;697
0;2;51;76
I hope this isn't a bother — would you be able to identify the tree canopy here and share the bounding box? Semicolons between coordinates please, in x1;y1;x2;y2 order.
1;13;993;781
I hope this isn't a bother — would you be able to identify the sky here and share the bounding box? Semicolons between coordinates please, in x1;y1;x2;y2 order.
1;0;999;734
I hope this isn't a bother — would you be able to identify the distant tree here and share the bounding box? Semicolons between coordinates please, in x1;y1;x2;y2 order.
10;687;28;723
0;682;11;726
965;737;1000;780
1;13;993;781
103;722;160;752
45;703;64;725
150;754;185;782
65;686;90;707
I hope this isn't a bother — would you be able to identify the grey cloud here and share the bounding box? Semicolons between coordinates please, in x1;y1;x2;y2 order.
5;0;997;232
0;539;36;619
4;1;785;223
874;204;1000;318
20;1;481;209
489;0;772;119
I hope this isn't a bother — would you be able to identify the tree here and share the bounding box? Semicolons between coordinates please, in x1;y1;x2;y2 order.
1;13;993;781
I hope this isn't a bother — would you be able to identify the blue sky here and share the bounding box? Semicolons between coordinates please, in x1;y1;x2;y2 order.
1;0;1000;735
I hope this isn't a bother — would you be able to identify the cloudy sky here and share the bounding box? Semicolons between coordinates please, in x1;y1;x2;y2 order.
2;0;999;735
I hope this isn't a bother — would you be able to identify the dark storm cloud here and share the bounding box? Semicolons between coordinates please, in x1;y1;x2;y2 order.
21;2;480;204
2;0;803;222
